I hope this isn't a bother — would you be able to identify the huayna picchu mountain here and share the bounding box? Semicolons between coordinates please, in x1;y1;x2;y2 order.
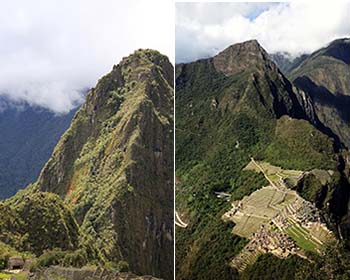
176;39;350;280
0;49;174;279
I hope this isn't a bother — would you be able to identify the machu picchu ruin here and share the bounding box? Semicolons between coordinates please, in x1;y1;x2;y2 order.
223;159;334;270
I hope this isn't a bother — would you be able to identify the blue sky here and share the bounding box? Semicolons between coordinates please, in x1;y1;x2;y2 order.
176;2;350;63
246;3;280;20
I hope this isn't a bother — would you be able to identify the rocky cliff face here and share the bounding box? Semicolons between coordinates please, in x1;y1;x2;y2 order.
1;49;173;279
213;40;276;76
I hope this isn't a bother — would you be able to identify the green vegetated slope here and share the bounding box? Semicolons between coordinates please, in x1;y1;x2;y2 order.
241;242;350;280
0;193;79;256
0;49;174;279
175;40;350;279
287;38;350;148
263;115;336;170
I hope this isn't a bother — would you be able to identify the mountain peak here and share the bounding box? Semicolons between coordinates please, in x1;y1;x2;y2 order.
119;49;170;68
329;37;350;45
113;48;174;89
323;38;350;64
213;40;275;76
234;39;262;50
31;49;173;278
219;39;267;58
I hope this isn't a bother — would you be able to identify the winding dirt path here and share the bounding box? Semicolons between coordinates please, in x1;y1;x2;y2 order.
175;211;188;228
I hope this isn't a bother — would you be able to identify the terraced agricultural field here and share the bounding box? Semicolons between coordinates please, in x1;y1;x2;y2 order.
285;224;321;253
308;222;333;242
244;160;304;188
228;186;298;237
232;215;267;237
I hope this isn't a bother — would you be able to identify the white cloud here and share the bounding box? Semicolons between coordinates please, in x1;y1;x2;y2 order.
176;2;350;63
0;0;174;113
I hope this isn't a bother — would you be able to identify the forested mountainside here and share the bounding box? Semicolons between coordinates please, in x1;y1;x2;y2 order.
176;39;350;280
0;49;174;280
0;98;77;198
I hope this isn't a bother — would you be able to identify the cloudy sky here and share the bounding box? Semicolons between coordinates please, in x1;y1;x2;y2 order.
176;2;350;63
0;0;174;113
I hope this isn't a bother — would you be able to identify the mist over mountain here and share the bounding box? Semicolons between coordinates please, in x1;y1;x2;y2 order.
270;52;308;75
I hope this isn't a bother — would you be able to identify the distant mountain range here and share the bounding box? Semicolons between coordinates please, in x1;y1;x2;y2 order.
0;98;77;198
176;38;350;279
270;52;308;75
272;38;350;149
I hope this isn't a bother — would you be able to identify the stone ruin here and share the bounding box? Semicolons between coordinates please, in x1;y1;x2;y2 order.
7;256;24;270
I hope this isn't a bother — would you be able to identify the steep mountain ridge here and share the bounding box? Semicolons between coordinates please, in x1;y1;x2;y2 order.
289;38;350;95
213;40;276;76
177;40;307;123
288;38;350;148
38;49;174;279
1;49;174;279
